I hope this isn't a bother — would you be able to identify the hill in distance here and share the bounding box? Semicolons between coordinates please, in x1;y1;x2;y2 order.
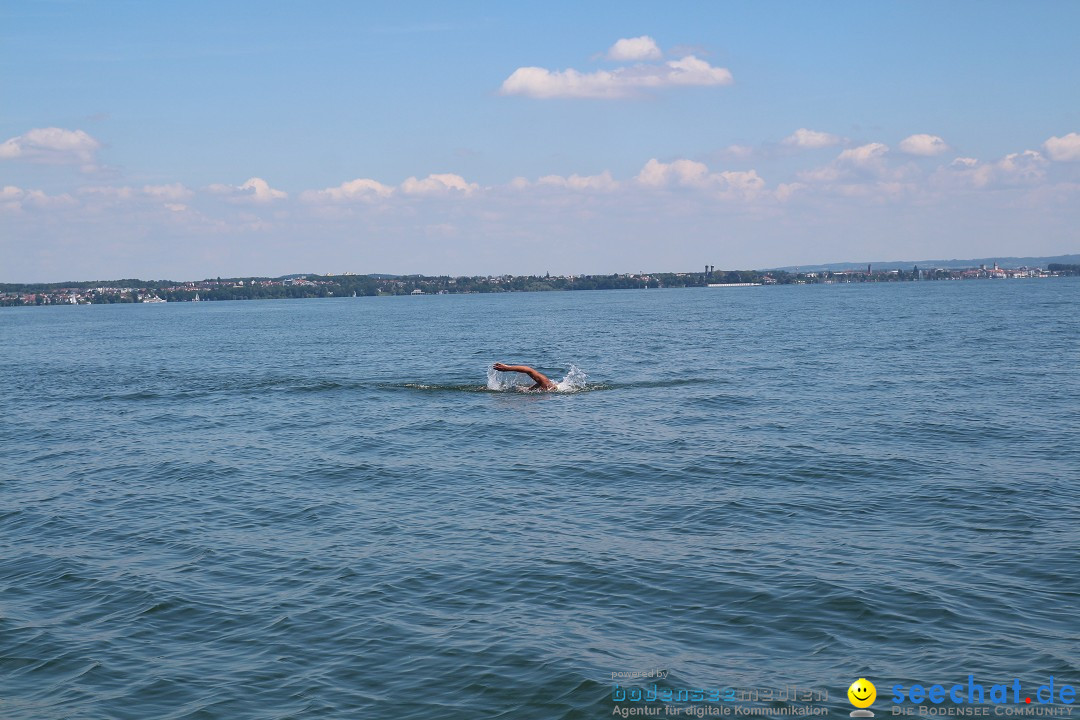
768;253;1080;272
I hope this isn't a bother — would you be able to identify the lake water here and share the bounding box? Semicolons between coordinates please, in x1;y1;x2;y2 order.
2;280;1078;719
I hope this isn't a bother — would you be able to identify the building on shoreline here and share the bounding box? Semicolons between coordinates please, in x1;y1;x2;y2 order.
1;263;1074;307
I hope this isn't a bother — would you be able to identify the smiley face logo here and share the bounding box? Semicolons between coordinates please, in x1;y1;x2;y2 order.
848;678;877;709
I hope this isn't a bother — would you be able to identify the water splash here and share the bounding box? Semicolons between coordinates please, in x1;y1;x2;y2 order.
487;364;588;393
486;365;525;391
554;364;588;392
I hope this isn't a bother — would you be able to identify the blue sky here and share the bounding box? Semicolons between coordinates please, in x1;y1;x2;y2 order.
2;0;1079;281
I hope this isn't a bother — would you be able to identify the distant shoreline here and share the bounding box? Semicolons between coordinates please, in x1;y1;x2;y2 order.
2;263;1077;307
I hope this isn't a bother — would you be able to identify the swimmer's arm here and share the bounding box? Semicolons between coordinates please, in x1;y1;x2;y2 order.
493;363;551;386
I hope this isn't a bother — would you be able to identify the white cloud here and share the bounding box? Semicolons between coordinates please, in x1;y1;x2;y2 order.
997;150;1047;183
500;54;732;99
301;178;394;203
240;177;287;203
636;158;711;187
783;128;841;149
936;150;1046;189
635;158;765;199
399;173;478;196
1043;132;1080;162
0;127;102;165
209;177;287;203
1;185;77;211
536;171;618;191
899;134;948;156
797;143;910;195
663;56;733;86
838;142;890;165
607;36;662;61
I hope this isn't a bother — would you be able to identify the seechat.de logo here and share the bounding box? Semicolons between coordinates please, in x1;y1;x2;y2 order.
849;678;878;717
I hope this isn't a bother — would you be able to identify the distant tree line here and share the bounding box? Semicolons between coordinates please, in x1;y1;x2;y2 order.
2;265;1075;306
1048;263;1080;275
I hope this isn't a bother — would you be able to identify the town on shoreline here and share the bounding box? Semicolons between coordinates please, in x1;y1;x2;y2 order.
2;262;1077;306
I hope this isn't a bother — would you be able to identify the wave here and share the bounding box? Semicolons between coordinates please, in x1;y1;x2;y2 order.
399;383;496;393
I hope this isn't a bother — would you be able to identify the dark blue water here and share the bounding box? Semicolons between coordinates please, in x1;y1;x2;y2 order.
3;280;1078;719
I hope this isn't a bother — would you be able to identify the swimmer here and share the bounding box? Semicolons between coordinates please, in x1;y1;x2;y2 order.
492;363;557;391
